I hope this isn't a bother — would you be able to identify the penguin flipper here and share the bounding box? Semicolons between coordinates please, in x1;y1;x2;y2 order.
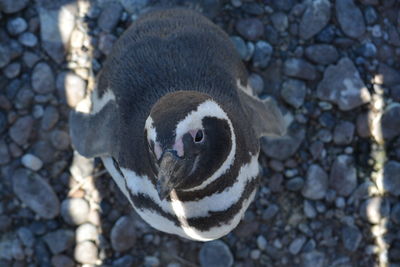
238;89;286;139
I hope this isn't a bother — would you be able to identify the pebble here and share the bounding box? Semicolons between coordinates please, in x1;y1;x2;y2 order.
98;2;123;32
7;17;27;35
304;200;317;218
281;78;306;108
230;36;249;60
376;63;400;87
74;241;98;264
265;25;279;45
98;32;116;55
32;140;57;164
41;106;59;131
305;44;338;65
391;203;400;224
333;121;355;145
252;41;273;68
383;161;400;196
43;229;75;254
335;197;346;209
299;0;331;40
235;18;264;41
301;250;326;267
199;240;233;267
257;235;267;251
31;62;55;94
22;51;40;68
262;204;279;220
76;223;98;243
0;0;29;13
113;255;135;267
60;198;90;225
50;130;70;150
270;12;288;32
56;71;86;108
18;32;38;47
261;126;305;160
302;164;328;200
286;177;304;191
283;58;317;81
144;256;160;267
317;57;371;111
0;44;11;68
12;169;60;219
0;140;10;166
111;216;136;252
16;227;34;248
360;197;390;224
9;116;33;145
341;225;362;252
363;6;378;25
336;0;366;38
356;42;377;58
289;236;306;255
380;104;400;141
51;255;74;267
21;154;43;171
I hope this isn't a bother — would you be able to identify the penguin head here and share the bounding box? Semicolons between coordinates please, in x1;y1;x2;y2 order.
145;91;236;199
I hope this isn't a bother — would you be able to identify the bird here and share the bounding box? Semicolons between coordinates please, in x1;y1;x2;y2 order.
69;8;286;241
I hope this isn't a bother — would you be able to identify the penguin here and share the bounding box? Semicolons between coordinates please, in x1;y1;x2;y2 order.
69;8;286;241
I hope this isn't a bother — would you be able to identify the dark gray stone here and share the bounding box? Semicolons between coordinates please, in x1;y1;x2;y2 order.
377;63;400;87
341;225;362;252
12;168;60;219
51;255;74;267
31;62;55;94
391;203;400;224
252;41;273;68
383;160;400;196
262;204;279;220
199;240;233;267
281;79;306;108
9;116;33;145
283;58;317;81
3;62;21;79
286;177;304;191
98;33;117;55
317;57;371;111
380;104;400;141
271;12;288;32
50;130;70;150
0;44;11;68
0;111;6;134
330;155;357;196
16;227;35;248
261;125;305;161
299;0;331;40
0;0;29;13
110;216;136;252
0;139;10;165
113;255;135;267
356;42;377;58
302;164;328;200
7;17;28;35
41;106;59;131
98;2;123;32
336;0;366;38
301;251;326;267
43;229;75;254
18;32;38;47
289;236;306;255
333;121;355;145
22;51;40;68
235;18;263;41
61;198;90;225
305;44;338;65
32;140;57;164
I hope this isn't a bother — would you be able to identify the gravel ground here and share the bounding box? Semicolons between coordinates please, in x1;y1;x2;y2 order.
1;0;400;266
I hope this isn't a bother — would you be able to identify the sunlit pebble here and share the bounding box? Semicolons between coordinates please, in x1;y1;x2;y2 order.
21;154;43;171
344;147;353;154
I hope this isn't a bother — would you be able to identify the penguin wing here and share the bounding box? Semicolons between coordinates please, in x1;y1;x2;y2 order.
238;88;286;139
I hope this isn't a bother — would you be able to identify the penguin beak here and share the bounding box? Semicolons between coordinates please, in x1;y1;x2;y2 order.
156;150;185;200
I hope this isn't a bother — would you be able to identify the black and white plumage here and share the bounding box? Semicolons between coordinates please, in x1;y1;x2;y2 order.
69;8;285;241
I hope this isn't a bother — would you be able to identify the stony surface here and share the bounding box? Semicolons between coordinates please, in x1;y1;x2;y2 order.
0;0;399;266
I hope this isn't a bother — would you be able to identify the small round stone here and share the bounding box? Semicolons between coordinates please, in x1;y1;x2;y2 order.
50;130;70;150
252;41;273;68
111;216;136;252
144;256;160;267
3;62;21;79
32;62;55;94
199;240;233;267
74;241;98;264
7;17;28;35
61;198;90;226
21;154;43;171
51;255;74;267
18;32;38;47
76;223;98;243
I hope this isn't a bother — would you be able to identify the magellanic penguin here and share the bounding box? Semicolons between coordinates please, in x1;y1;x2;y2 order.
69;8;286;241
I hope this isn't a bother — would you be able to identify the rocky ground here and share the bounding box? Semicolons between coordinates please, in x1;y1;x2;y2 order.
0;0;400;266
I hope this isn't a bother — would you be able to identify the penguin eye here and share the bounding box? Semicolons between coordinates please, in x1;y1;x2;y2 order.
194;130;204;143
